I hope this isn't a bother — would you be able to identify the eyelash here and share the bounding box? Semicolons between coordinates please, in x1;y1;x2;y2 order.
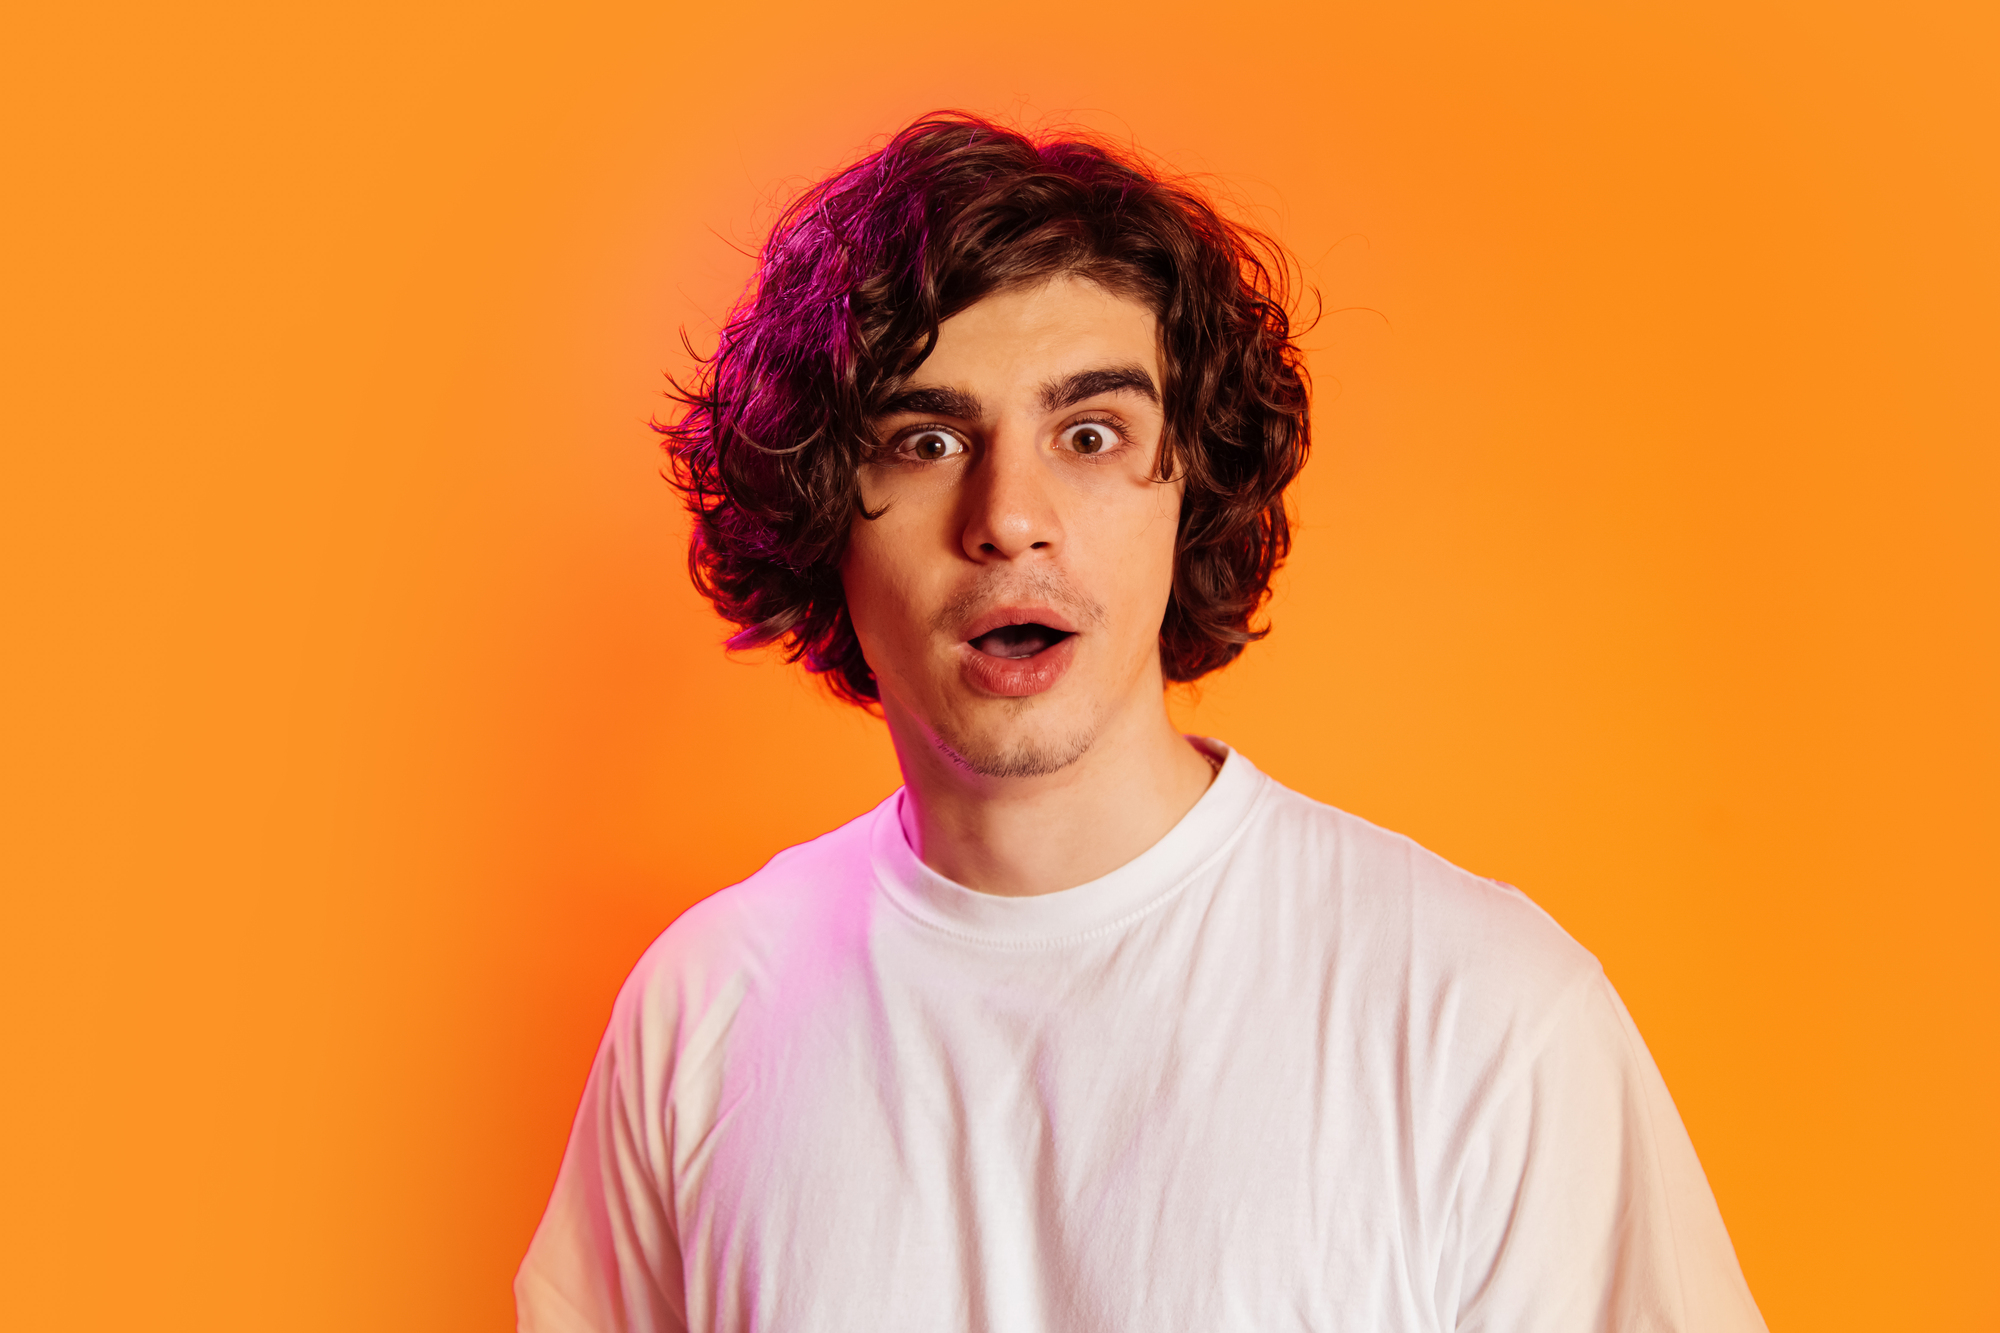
887;414;1132;463
1061;414;1129;459
889;426;968;463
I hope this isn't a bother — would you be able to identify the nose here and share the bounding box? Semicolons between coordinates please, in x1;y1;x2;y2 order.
959;431;1062;563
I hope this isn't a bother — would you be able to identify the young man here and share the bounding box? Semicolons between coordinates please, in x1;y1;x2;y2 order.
517;115;1766;1332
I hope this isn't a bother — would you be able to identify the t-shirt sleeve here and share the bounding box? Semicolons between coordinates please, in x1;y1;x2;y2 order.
515;985;688;1333
1448;971;1766;1333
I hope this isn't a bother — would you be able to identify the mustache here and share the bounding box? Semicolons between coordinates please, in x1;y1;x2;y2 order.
931;568;1109;638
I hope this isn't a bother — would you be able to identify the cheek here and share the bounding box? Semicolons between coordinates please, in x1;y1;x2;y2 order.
1132;482;1185;594
1085;481;1183;639
840;516;933;658
838;527;893;646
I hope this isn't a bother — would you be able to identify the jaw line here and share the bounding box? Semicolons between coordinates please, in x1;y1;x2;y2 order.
928;715;1096;781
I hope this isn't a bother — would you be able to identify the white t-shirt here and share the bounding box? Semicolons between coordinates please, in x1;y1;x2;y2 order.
517;743;1765;1332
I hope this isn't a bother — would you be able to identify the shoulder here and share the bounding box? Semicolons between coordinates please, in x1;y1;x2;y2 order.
603;799;888;1050
1241;772;1604;1037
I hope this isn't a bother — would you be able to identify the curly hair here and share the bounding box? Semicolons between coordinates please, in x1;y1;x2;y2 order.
661;112;1311;706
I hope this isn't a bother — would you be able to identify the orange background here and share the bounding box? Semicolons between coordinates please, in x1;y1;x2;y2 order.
4;0;1995;1328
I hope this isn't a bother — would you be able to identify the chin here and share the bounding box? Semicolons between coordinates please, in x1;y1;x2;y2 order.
931;706;1099;780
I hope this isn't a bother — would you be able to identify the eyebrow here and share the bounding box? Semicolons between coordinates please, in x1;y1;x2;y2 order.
874;365;1160;422
1040;365;1158;411
874;384;984;420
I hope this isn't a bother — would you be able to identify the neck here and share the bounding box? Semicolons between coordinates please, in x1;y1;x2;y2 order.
885;690;1217;897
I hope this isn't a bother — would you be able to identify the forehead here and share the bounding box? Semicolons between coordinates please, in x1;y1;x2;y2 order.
906;275;1161;394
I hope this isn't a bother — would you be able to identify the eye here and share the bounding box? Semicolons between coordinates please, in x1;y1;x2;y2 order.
898;428;967;462
1061;420;1125;456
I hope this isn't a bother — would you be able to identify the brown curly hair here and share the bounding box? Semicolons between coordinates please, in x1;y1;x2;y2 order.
661;112;1311;706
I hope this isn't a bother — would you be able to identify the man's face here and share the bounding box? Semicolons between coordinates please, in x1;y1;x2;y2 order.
842;274;1182;779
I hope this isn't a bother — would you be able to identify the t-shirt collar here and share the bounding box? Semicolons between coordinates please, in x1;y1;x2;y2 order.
868;738;1268;946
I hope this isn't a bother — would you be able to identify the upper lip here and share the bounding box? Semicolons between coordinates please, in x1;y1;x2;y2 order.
959;605;1081;642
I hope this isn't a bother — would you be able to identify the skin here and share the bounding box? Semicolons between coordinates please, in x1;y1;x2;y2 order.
841;274;1217;897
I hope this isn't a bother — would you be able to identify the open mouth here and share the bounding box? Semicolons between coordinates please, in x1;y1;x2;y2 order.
956;606;1082;697
968;623;1076;660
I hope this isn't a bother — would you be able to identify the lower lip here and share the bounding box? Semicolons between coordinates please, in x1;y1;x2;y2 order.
957;633;1078;698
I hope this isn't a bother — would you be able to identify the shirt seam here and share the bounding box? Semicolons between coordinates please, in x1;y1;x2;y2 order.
1442;961;1609;1329
1611;985;1695;1330
517;1263;613;1333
